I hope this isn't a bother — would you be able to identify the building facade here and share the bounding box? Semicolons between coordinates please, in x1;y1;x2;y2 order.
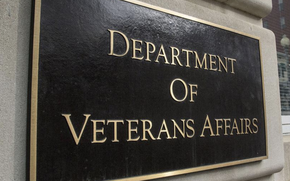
263;0;290;134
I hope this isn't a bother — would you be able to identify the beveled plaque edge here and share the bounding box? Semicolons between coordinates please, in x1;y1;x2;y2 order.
29;0;268;180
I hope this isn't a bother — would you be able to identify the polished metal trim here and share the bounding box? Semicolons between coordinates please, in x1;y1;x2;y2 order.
111;156;268;181
30;0;42;180
123;0;261;39
259;39;269;159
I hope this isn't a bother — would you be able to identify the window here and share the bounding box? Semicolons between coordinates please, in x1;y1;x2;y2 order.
263;21;268;29
281;17;285;29
278;54;290;134
279;0;284;11
278;62;287;79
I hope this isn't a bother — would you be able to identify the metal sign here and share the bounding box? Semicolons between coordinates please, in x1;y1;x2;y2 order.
29;0;267;180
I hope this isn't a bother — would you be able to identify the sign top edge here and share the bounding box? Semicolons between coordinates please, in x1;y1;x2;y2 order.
123;0;261;40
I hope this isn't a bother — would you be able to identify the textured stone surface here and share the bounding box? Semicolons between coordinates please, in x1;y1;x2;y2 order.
274;135;290;181
0;0;31;180
284;136;290;181
214;0;272;18
141;0;264;26
250;175;274;181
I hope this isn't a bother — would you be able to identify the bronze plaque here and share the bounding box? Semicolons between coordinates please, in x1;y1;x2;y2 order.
29;0;267;180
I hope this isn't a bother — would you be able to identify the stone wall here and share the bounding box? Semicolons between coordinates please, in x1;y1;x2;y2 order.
275;135;290;181
0;0;31;180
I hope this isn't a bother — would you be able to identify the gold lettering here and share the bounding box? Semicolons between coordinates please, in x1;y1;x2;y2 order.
91;120;107;143
186;119;195;138
131;39;144;60
170;46;183;66
245;118;253;134
108;29;236;75
189;84;198;102
200;115;215;137
157;119;172;140
182;49;193;68
127;120;140;142
61;114;91;145
194;51;208;70
228;58;236;74
107;120;124;142
224;118;231;135
172;119;185;139
108;29;129;57
155;44;169;64
218;56;228;72
252;118;259;133
240;118;244;134
209;54;217;71
170;78;188;102
145;41;156;62
231;118;240;135
141;119;156;141
215;119;223;136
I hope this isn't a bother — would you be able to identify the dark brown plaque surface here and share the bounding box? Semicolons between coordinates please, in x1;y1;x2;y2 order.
29;0;267;180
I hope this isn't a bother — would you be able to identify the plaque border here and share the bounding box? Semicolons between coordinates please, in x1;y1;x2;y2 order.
29;0;268;180
30;0;41;180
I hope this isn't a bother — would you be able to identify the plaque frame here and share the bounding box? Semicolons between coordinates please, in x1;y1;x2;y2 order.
29;0;268;180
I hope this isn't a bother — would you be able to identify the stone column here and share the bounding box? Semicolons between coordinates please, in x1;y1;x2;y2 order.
0;0;31;180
